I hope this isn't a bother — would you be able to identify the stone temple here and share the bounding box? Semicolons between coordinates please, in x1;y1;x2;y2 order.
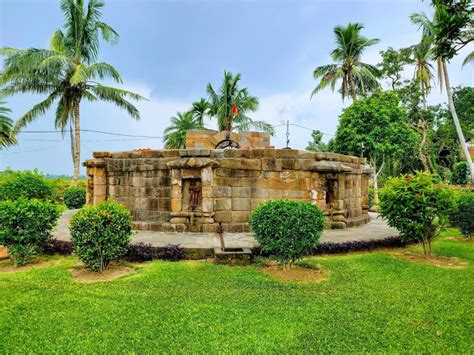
85;130;372;232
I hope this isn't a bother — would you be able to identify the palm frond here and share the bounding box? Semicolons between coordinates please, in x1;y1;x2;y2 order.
90;84;143;119
13;91;60;133
410;12;435;40
163;111;203;149
50;30;66;52
0;101;17;148
233;119;275;135
88;62;122;83
311;64;341;98
97;21;119;44
70;63;89;84
462;51;474;67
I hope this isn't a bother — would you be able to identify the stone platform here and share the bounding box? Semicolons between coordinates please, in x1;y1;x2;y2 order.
53;211;399;257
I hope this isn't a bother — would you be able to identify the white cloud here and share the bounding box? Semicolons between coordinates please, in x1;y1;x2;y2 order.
254;90;347;149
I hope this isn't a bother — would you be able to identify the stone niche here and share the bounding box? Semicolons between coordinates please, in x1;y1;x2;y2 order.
85;148;372;233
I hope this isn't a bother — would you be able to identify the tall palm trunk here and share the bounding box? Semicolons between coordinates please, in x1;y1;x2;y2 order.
69;121;75;166
349;72;357;101
71;98;81;186
442;61;474;183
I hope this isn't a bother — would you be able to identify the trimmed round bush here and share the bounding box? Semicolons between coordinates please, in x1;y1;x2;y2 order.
249;199;325;267
48;178;86;204
70;200;132;272
64;186;86;209
451;191;474;238
0;199;60;266
379;171;454;257
0;170;52;201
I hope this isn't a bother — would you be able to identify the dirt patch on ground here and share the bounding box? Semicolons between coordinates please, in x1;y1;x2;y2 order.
261;264;328;284
0;257;58;273
0;247;8;260
445;237;474;243
70;264;136;283
391;251;469;269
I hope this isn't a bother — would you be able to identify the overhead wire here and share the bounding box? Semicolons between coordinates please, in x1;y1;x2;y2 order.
4;122;334;155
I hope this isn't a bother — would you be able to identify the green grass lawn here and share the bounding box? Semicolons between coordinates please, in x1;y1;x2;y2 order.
0;230;473;353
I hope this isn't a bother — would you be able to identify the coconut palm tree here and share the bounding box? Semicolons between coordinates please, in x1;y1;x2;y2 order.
411;10;474;182
311;23;381;102
409;39;435;107
206;71;274;134
0;101;16;149
190;98;210;126
163;111;203;149
0;0;145;185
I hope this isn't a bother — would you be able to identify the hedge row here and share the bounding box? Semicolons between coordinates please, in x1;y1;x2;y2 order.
48;236;406;261
46;240;187;262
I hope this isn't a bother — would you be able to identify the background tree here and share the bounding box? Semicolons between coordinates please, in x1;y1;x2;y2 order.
411;4;474;182
430;87;474;174
0;0;145;185
397;79;438;173
206;71;274;134
163;111;203;149
306;130;328;152
332;91;417;205
311;23;381;101
190;98;210;126
429;0;473;60
0;101;16;149
378;47;410;90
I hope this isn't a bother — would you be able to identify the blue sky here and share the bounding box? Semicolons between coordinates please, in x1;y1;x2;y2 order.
0;0;472;175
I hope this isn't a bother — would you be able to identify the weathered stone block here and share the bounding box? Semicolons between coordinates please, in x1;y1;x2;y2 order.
224;223;246;233
202;224;219;233
213;186;231;198
281;158;300;170
250;187;269;198
214;211;232;223
262;158;282;171
231;186;251;198
232;211;250;223
202;198;213;213
214;198;231;211
232;198;251;211
275;149;299;159
179;149;211;157
251;199;266;209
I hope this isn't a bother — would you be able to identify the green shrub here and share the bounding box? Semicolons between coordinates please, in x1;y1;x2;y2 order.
48;178;86;204
249;199;325;267
70;200;132;272
450;191;474;238
0;199;60;266
379;171;454;257
64;186;86;209
451;161;469;185
0;169;52;201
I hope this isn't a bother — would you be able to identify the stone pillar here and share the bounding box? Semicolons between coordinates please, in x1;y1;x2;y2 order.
201;166;213;213
85;159;106;205
361;173;370;213
170;169;182;213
